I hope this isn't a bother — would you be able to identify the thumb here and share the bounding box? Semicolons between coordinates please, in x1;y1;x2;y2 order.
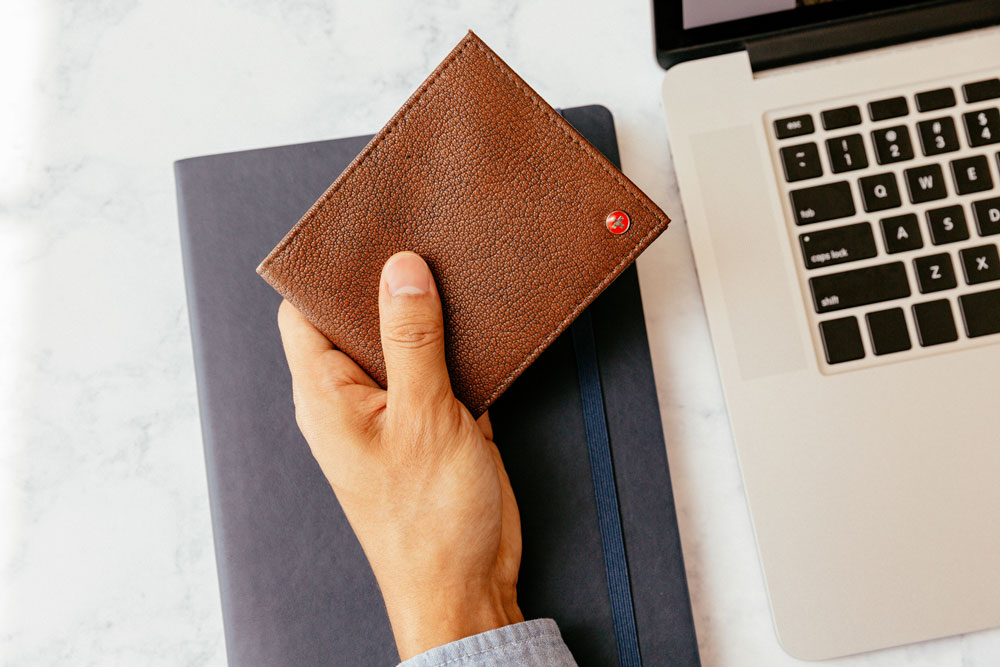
378;251;452;408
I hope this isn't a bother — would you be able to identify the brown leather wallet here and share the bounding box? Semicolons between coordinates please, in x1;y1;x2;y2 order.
257;31;670;417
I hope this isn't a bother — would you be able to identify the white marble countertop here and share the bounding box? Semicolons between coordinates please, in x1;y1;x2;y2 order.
2;1;997;665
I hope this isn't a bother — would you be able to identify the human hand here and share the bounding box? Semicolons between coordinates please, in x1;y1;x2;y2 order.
277;251;523;660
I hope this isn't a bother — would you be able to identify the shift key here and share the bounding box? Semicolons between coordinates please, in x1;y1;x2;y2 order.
810;261;910;313
790;181;856;225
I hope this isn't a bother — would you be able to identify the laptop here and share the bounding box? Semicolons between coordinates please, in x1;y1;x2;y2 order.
655;0;1000;660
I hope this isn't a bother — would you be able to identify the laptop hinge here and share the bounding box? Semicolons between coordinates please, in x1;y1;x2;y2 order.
747;0;1000;72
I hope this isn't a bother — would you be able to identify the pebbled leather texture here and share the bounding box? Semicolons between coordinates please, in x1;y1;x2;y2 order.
257;31;671;417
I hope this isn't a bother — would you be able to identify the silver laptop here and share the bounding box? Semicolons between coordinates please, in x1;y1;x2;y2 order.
655;0;1000;660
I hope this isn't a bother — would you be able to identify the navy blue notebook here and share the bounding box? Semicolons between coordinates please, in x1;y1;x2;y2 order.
175;104;699;666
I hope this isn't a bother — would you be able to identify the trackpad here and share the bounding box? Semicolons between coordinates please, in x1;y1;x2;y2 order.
691;126;806;379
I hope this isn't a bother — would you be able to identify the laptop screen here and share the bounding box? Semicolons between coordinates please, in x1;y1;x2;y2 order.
683;0;850;30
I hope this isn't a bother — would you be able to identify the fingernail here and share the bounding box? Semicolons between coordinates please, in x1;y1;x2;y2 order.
384;252;432;297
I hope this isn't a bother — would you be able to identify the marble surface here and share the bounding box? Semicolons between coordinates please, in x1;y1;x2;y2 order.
1;1;997;665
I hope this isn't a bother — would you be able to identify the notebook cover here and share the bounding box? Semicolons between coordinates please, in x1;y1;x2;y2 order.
176;105;699;666
255;32;671;418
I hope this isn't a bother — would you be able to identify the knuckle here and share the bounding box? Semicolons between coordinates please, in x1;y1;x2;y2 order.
383;318;443;350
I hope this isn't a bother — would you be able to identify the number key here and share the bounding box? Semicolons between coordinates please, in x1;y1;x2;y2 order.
926;204;969;245
916;117;959;156
963;108;1000;147
872;125;914;164
913;252;957;293
825;134;868;173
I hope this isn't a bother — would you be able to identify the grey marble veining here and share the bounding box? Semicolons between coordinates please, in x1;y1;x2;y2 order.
1;1;997;665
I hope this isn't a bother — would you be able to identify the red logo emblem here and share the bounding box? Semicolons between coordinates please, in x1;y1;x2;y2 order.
605;210;630;235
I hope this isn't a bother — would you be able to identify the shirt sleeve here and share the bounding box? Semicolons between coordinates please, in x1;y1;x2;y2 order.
397;619;578;667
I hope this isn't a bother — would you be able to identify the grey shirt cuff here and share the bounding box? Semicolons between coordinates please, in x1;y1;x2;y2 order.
397;618;578;667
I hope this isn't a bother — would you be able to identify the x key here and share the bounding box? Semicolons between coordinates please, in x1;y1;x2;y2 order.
960;244;1000;284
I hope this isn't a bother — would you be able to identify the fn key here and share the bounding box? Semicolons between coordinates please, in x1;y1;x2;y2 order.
819;316;865;364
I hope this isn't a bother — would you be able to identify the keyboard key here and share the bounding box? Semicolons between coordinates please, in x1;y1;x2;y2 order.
913;252;957;293
872;125;914;164
950;155;993;194
866;307;911;355
859;173;901;212
963;78;1000;103
825;134;868;173
790;181;855;225
799;222;877;269
780;142;823;182
916;117;959;156
915;87;956;112
880;213;923;253
926;204;969;245
904;164;947;204
963;108;1000;147
973;197;1000;236
912;299;958;346
959;244;1000;285
869;96;908;121
959;288;1000;337
774;114;814;139
819;316;865;364
821;105;862;130
809;262;910;313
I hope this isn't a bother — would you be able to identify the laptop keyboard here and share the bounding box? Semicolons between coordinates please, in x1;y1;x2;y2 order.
767;74;1000;370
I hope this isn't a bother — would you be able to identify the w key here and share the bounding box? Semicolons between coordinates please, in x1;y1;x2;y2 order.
904;164;947;203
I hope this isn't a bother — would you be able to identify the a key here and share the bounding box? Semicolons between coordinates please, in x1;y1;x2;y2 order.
809;261;910;313
789;181;855;225
912;299;958;346
916;117;959;156
869;96;908;121
859;173;901;212
821;106;862;130
872;126;914;164
825;134;868;173
799;222;877;269
880;213;923;253
915;88;956;112
973;197;1000;236
774;114;814;139
818;316;865;364
963;108;1000;147
950;155;993;195
866;307;912;355
904;164;947;203
780;142;823;182
926;204;969;245
913;252;957;293
959;244;1000;285
963;78;1000;103
958;288;1000;337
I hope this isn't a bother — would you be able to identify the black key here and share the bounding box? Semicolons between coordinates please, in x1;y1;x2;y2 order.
780;142;823;182
926;205;969;245
825;134;868;173
869;96;908;121
819;316;865;364
774;114;814;139
872;125;914;164
950;155;993;194
809;261;910;313
799;222;877;269
822;105;862;130
913;252;957;293
963;78;1000;103
859;173;901;212
790;181;855;225
960;244;1000;285
904;164;947;204
963;108;1000;147
973;197;1000;236
866;307;912;355
959;288;1000;337
880;213;923;253
912;299;958;346
915;88;956;112
916;117;960;156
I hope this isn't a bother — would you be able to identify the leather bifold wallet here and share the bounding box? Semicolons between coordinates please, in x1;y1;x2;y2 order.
257;31;671;417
